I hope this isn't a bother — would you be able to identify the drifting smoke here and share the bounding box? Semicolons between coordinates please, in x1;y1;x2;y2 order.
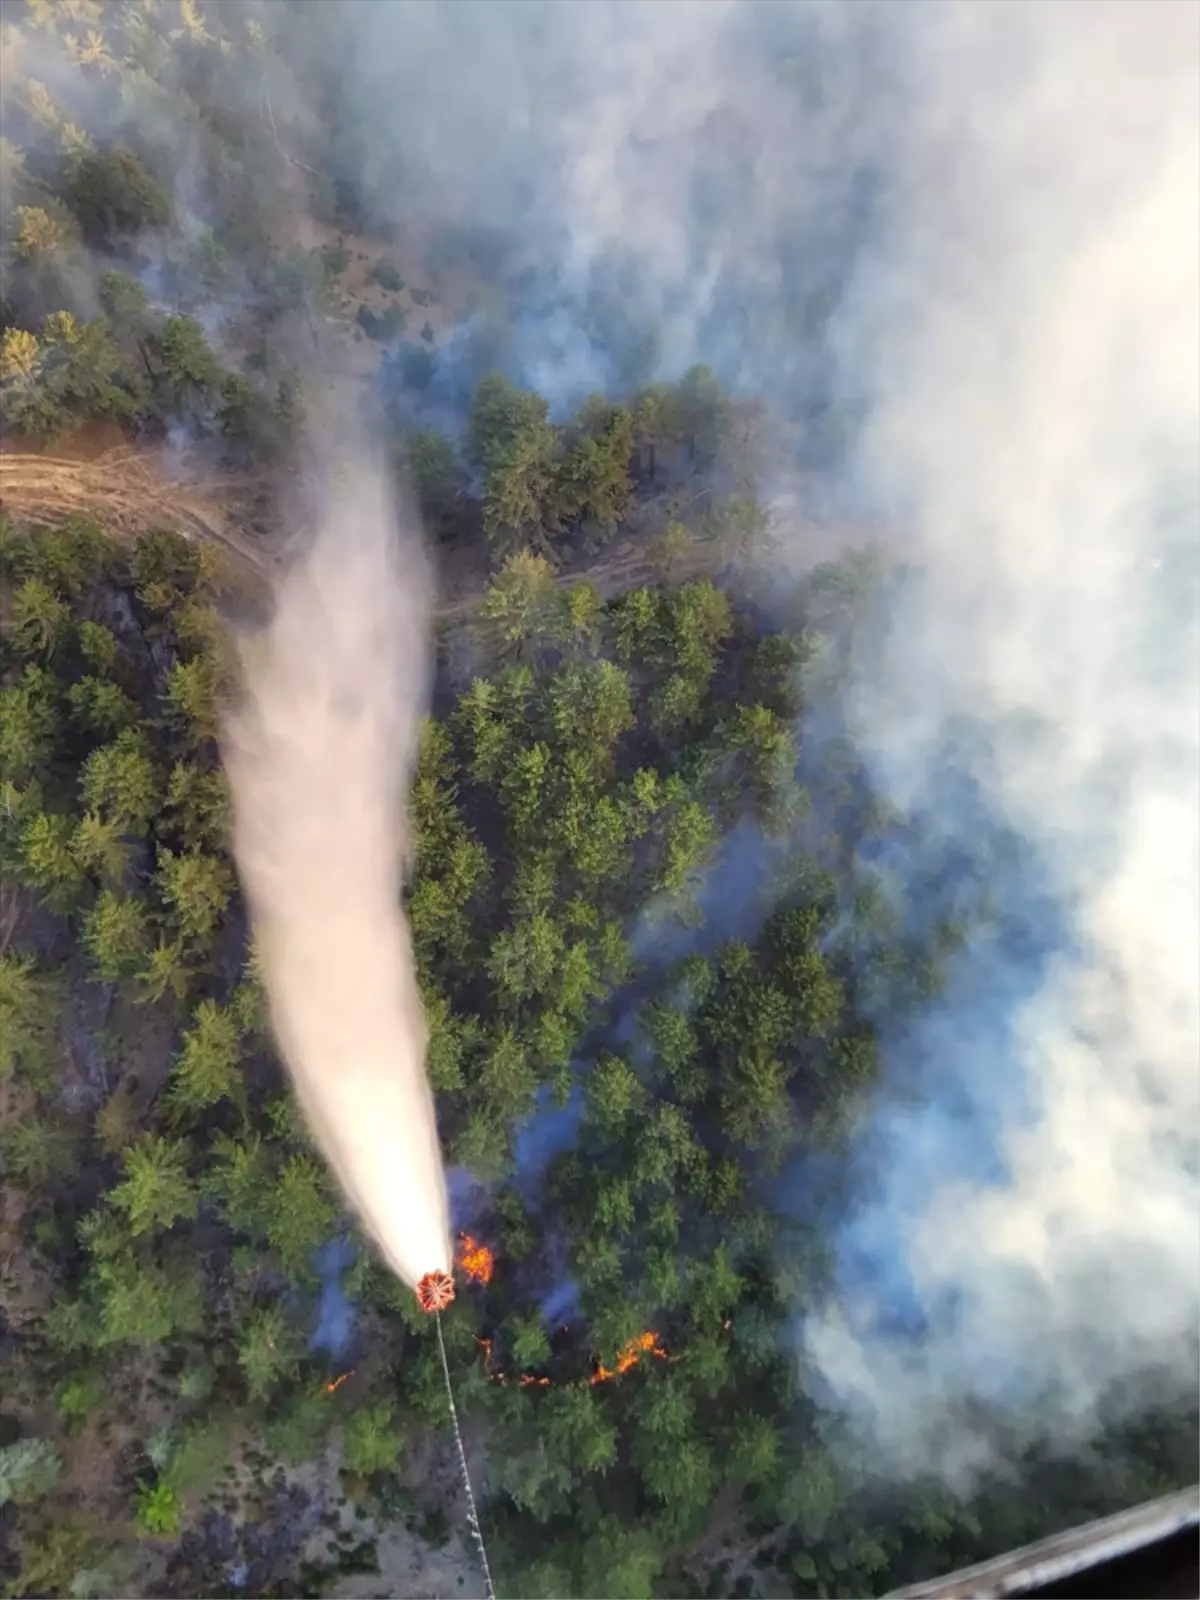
291;0;1198;1476
223;442;451;1291
800;1;1200;1478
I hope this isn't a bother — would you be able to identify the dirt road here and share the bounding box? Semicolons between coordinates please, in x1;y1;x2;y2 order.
0;449;275;578
0;447;729;625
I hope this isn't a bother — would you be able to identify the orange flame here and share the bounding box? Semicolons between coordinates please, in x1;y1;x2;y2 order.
325;1369;356;1394
457;1233;494;1286
474;1325;672;1390
590;1330;670;1385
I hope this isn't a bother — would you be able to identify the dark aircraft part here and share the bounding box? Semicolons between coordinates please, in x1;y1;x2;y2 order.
887;1485;1199;1600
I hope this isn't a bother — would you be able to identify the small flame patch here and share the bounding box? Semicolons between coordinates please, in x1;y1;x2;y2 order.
457;1233;494;1285
590;1330;670;1385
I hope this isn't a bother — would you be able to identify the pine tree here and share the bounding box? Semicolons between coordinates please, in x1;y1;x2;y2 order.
7;313;139;439
79;731;159;835
206;1132;274;1238
165;655;223;746
163;1418;228;1496
67;675;138;737
646;521;695;587
76;619;120;675
10;577;70;658
27;517;111;598
130;529;200;615
476;551;561;662
94;1251;203;1347
155;848;233;950
139;936;196;1005
149;314;222;410
167;998;242;1115
163;760;228;849
727;1413;781;1487
264;1390;333;1468
82;890;148;981
554;401;633;539
237;1303;298;1400
343;1401;403;1477
64;147;172;246
266;1154;338;1278
108;1133;197;1236
2;1110;77;1184
11;205;67;260
585;1053;642;1131
95;1082;140;1156
0;664;61;781
0;954;58;1086
71;810;131;886
19;810;85;910
98;269;149;341
228;948;270;1037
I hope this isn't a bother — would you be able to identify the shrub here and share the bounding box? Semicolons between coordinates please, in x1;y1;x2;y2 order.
0;1437;62;1506
135;1479;181;1537
371;259;403;293
356;303;406;342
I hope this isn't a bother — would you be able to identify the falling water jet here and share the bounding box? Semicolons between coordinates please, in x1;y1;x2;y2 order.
223;444;451;1293
222;435;499;1594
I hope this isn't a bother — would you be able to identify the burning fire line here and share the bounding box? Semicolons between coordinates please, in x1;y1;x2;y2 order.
475;1330;673;1390
590;1331;671;1385
325;1369;356;1394
431;1234;721;1387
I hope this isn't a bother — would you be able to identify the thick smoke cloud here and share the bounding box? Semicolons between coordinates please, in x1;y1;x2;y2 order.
301;0;1199;1474
803;1;1200;1476
285;0;895;436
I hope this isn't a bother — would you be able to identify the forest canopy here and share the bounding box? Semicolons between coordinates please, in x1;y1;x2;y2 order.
1;3;1195;1599
3;509;1192;1599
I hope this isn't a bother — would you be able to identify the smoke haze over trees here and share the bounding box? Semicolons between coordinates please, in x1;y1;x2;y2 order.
0;1;1196;1596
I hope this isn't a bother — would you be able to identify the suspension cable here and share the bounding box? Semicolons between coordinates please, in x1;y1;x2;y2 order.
435;1309;498;1600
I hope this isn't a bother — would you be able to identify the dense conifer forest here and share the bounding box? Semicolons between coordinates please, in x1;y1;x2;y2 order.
1;3;1195;1597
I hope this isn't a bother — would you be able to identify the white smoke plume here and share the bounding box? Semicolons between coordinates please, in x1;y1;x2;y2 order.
801;0;1200;1477
223;447;451;1291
